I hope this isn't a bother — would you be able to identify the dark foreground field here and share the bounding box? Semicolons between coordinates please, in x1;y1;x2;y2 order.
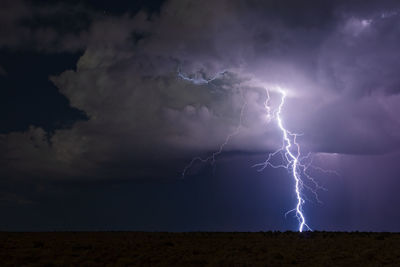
0;232;399;266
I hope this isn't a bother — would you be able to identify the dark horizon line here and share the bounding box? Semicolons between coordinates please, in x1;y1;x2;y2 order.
1;231;399;234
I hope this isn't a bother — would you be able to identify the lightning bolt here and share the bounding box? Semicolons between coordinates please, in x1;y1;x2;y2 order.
178;67;333;232
178;68;246;177
254;88;312;232
182;101;247;178
275;90;309;232
177;68;227;85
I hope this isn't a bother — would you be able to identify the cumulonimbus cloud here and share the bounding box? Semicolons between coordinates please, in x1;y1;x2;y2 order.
1;0;400;179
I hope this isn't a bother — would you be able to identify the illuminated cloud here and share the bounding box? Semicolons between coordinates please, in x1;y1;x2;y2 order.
1;0;400;179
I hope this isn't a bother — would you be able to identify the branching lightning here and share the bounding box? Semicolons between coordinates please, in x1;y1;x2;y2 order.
254;89;310;231
182;101;247;178
178;68;334;232
178;68;227;85
178;68;246;177
253;88;336;232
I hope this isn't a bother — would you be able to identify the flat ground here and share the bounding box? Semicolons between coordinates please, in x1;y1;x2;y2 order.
0;232;399;266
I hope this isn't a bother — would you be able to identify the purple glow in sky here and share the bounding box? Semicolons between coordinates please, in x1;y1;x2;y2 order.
0;0;400;231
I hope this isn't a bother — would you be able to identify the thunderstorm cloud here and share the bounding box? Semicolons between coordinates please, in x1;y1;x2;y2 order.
1;0;400;180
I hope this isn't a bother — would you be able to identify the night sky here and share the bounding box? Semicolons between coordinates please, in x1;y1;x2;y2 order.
1;0;400;232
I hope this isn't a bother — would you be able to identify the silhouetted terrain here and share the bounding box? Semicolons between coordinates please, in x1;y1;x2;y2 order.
0;232;399;266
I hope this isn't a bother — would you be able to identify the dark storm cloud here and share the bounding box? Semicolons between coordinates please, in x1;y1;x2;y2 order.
1;0;400;180
0;0;94;52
